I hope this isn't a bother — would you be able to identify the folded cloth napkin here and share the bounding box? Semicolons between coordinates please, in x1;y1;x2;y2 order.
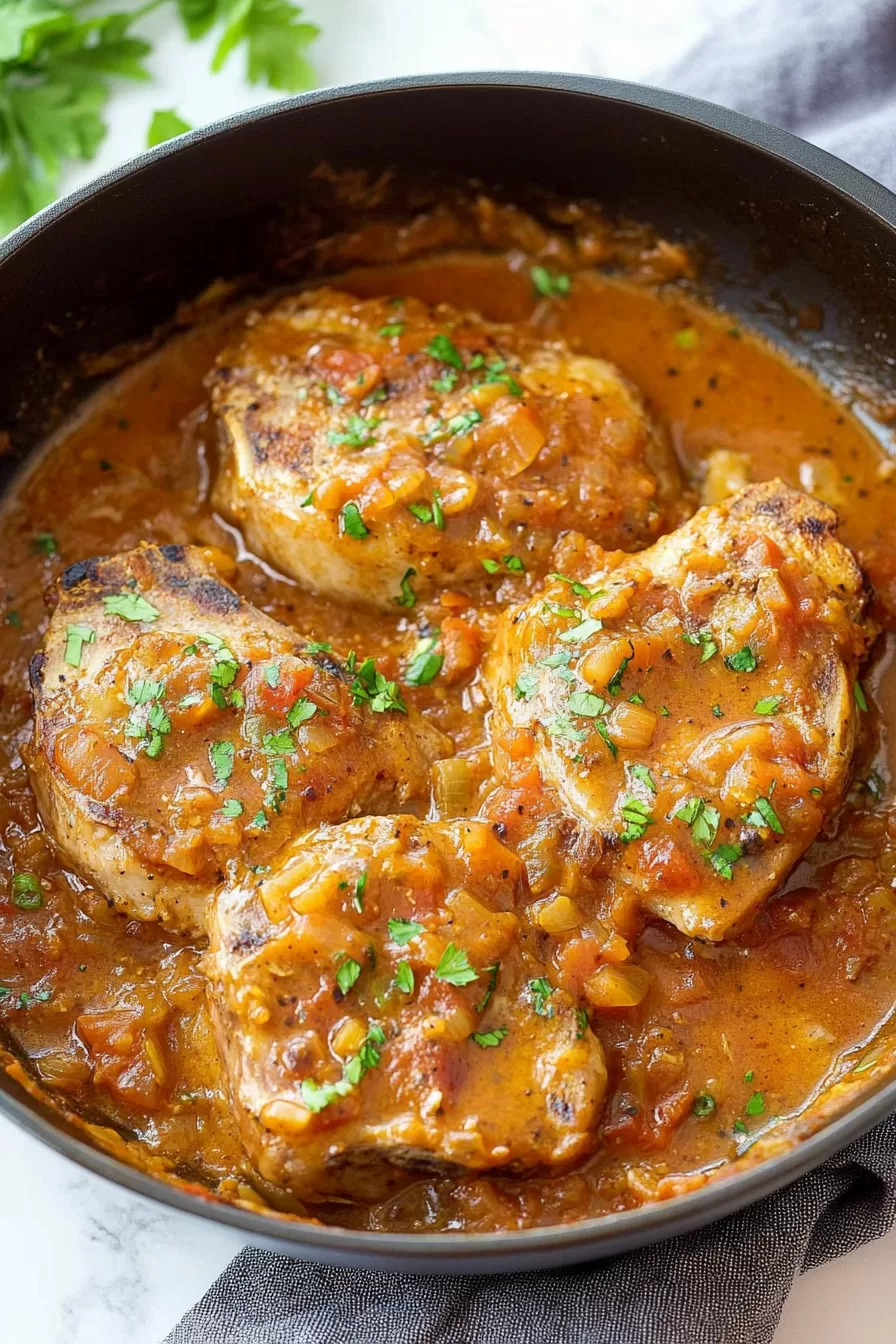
168;3;896;1339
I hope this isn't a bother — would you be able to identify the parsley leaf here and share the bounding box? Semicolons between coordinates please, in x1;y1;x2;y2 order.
708;842;744;880
530;265;571;298
340;500;369;539
673;796;721;847
743;794;784;834
426;332;464;370
619;796;654;843
470;1026;508;1048
528;977;554;1016
394;961;414;994
335;957;361;997
434;942;478;986
754;695;783;715
387;917;423;946
208;739;234;784
103;591;159;622
394;567;417;608
725;645;758;673
64;622;95;667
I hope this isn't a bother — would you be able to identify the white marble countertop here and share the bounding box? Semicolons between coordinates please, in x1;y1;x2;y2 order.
3;2;895;1340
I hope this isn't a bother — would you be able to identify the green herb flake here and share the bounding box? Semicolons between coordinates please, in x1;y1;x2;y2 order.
32;532;57;556
405;635;443;687
475;962;500;1013
725;646;758;673
4;610;21;628
379;322;404;338
350;656;407;714
340;501;369;540
743;795;783;835
219;798;243;818
548;572;595;600
744;1090;765;1116
568;690;607;718
470;1026;508;1048
335;958;362;997
286;697;318;729
426;332;465;370
503;554;525;574
558;616;603;645
394;568;417;609
353;870;367;914
528;977;554;1017
446;409;482;437
575;1007;589;1039
682;628;718;662
530;265;571;299
208;740;235;784
619;797;654;843
629;764;657;794
64;623;95;667
327;413;379;449
674;796;721;847
692;1093;716;1118
733;1118;749;1135
388;917;424;946
11;872;43;910
674;327;700;350
103;592;160;622
754;695;783;715
265;663;281;689
515;670;540;701
481;558;501;574
854;681;869;712
394;961;414;994
708;842;744;880
431;368;459;394
607;651;632;695
435;942;478;986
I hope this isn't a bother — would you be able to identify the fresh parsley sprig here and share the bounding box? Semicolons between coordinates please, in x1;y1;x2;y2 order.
0;0;321;235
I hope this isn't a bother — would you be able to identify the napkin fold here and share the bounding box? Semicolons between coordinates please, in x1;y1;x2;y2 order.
169;2;896;1338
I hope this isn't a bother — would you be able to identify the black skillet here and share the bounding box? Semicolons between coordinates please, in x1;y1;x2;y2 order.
1;73;895;1272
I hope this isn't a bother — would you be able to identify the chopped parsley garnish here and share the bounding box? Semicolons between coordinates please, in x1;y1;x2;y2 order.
629;764;657;794
300;1022;385;1112
504;554;525;574
408;489;445;529
350;656;407;714
712;704;723;717
431;367;459;394
854;681;869;712
733;1118;749;1135
539;650;573;669
379;322;404;338
327;414;379;448
549;572;596;600
405;634;443;687
4;610;21;627
515;670;540;701
708;842;744;880
353;871;367;914
64;623;95;667
544;713;587;743
743;795;783;835
725;646;758;673
568;690;607;718
305;641;332;654
11;873;43;910
558;616;603;645
744;1090;765;1116
335;958;362;997
482;558;500;574
470;1026;508;1048
682;629;717;662
426;333;464;370
324;384;345;405
693;1093;716;1118
659;705;671;717
475;961;500;1013
528;977;554;1017
744;1070;754;1082
124;680;170;758
435;942;478;986
263;728;294;754
208;740;235;784
286;697;317;730
674;796;721;847
674;327;699;350
575;1007;589;1039
530;265;571;298
446;409;482;436
595;719;618;759
32;532;58;555
103;592;160;622
265;664;281;688
340;501;369;539
394;962;414;994
387;917;423;946
219;799;242;819
619;797;654;843
607;651;632;695
394;568;417;608
754;695;783;715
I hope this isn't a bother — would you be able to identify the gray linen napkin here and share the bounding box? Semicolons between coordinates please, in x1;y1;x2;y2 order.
168;3;896;1338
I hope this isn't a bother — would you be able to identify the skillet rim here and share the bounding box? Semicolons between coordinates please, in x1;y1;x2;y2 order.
2;69;896;1268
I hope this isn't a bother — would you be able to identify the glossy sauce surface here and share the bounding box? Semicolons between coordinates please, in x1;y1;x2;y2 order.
2;244;896;1231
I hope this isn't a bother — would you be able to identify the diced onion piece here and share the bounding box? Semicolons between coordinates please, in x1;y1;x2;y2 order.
421;1000;476;1042
585;962;651;1009
588;581;638;621
331;1017;368;1059
535;894;581;934
580;639;633;689
478;403;546;477
433;756;474;816
301;718;341;754
143;1032;168;1085
608;701;657;749
260;1098;314;1135
54;726;136;802
756;569;792;615
36;1050;91;1089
